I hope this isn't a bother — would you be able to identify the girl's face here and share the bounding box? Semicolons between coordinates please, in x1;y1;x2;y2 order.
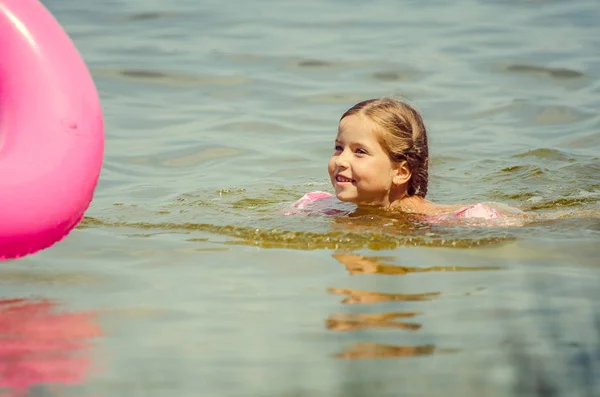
328;114;399;206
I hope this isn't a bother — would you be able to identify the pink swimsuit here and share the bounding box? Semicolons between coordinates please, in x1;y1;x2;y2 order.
287;191;503;221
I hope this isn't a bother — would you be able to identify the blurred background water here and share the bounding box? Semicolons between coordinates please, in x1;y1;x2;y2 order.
1;0;600;396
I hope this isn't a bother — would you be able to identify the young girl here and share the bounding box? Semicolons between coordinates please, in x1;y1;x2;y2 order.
289;97;522;223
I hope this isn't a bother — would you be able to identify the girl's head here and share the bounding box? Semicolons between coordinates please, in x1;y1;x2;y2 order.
328;98;429;206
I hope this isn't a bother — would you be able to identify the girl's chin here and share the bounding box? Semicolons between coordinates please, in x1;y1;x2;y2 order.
335;191;385;206
334;192;359;203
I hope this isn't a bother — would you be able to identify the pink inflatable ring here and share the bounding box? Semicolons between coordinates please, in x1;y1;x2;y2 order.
0;0;104;260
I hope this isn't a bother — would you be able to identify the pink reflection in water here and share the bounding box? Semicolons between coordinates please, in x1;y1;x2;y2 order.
0;298;101;396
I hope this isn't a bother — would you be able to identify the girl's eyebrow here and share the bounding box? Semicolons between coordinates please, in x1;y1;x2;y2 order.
335;138;373;150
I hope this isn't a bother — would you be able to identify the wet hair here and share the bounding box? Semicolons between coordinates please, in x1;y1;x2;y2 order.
340;98;429;198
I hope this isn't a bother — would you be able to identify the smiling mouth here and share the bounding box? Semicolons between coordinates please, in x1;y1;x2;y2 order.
336;175;355;183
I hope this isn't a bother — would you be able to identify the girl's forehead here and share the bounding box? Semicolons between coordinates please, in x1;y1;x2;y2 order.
339;114;365;129
338;115;379;138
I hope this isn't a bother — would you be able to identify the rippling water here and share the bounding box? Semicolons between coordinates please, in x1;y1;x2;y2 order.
2;0;600;395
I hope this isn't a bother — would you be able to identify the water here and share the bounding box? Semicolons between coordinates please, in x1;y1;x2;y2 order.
1;0;600;395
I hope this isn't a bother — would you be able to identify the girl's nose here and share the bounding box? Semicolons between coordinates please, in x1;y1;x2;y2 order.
335;152;349;168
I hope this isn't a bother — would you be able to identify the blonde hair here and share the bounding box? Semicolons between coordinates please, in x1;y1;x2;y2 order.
340;98;429;197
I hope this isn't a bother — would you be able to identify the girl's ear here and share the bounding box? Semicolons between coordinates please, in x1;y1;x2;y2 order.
392;161;412;186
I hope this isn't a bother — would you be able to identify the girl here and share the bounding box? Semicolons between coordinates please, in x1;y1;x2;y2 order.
290;98;521;223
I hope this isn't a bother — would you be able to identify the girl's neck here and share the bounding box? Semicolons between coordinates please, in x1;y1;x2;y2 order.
388;194;460;215
387;194;429;214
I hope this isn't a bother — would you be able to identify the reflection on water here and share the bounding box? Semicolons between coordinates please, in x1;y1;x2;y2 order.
326;282;442;359
0;298;101;397
334;343;439;360
327;288;440;304
326;252;507;361
326;312;422;332
333;253;503;275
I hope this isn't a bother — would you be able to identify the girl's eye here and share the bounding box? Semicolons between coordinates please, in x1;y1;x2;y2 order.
334;145;343;151
355;148;368;155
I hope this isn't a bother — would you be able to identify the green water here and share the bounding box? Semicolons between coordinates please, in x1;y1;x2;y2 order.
2;0;600;395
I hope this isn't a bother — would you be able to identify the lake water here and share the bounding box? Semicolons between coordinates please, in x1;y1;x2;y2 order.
2;0;600;396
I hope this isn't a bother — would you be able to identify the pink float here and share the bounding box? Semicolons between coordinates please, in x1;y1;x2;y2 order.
0;0;104;260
